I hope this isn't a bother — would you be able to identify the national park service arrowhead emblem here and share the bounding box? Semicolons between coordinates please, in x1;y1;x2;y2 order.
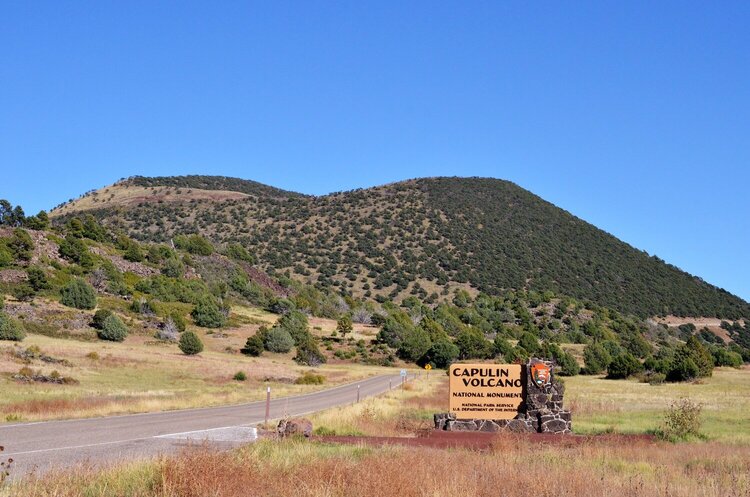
530;362;551;388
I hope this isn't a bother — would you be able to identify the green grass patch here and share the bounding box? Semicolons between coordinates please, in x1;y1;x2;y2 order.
566;368;750;444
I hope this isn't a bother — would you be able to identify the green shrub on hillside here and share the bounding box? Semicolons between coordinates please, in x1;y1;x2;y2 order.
667;337;714;382
8;229;34;261
98;314;128;342
174;234;213;255
27;266;51;291
226;243;254;263
78;214;108;241
168;311;187;332
130;297;156;316
712;348;743;368
275;310;309;345
91;309;113;329
295;371;325;384
12;283;35;302
684;336;714;377
0;245;13;267
134;275;209;304
455;328;493;359
123;242;144;262
179;331;204;355
493;335;513;359
294;334;327;366
191;296;226;328
59;234;94;268
60;278;97;309
240;333;264;356
397;326;432;362
24;210;50;230
336;315;353;338
554;351;580;376
518;332;540;355
161;258;185;278
542;343;580;376
264;328;294;353
606;352;643;379
376;317;410;349
0;312;25;341
583;343;612;374
423;339;459;369
667;355;700;382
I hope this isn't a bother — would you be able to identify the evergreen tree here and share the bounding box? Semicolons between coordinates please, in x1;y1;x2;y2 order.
424;339;459;368
0;312;25;341
98;314;128;342
583;343;612;374
179;331;204;355
27;266;50;291
606;352;642;379
264;327;294;353
241;333;264;356
294;334;327;366
191;296;226;328
8;229;34;261
455;327;492;359
397;326;432;362
60;278;97;309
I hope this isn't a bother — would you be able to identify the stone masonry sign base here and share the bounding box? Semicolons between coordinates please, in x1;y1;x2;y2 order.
434;359;572;434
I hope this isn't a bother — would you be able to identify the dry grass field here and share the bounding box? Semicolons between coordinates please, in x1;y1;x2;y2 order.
567;367;750;444
51;184;250;217
0;323;398;423
7;369;750;497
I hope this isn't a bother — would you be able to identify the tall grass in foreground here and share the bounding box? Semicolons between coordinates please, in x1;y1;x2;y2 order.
8;438;750;497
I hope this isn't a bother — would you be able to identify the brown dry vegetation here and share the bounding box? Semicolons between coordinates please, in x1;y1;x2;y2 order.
7;373;750;497
11;438;750;497
0;328;400;423
51;185;250;216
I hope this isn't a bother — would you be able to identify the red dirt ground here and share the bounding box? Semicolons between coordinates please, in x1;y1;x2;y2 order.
314;431;656;450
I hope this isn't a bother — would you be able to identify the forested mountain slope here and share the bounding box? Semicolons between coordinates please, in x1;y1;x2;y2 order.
51;176;750;319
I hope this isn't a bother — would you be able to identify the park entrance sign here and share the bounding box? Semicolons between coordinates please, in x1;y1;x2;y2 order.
449;364;524;419
437;359;572;434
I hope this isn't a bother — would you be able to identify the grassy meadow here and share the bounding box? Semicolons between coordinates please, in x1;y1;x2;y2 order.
567;367;750;443
0;306;396;423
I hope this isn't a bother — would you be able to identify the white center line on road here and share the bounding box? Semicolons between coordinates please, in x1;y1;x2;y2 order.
5;424;260;457
4;437;153;457
157;426;258;442
153;424;256;438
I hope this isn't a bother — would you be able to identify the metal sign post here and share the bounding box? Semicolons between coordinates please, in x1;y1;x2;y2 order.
265;386;271;427
357;384;361;403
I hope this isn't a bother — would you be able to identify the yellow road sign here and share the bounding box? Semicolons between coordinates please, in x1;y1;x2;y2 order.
425;364;432;370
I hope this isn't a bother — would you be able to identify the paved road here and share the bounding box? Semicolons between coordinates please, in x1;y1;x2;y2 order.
1;373;408;478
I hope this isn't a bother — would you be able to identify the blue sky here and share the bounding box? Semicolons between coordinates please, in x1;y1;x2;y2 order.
1;1;748;301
